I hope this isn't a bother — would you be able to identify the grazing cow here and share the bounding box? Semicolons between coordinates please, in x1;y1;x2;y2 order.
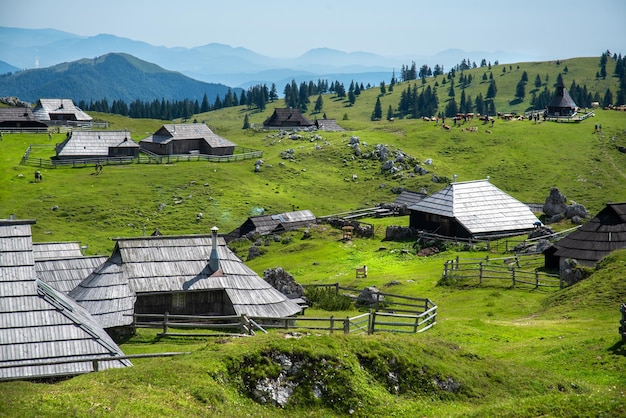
34;171;42;182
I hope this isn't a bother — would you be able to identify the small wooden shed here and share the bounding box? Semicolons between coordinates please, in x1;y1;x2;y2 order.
139;124;236;156
263;108;314;129
225;210;316;242
408;179;540;239
54;130;139;159
70;228;302;330
0;219;130;381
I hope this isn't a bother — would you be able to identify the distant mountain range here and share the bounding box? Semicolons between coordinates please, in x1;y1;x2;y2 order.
0;27;537;90
0;52;236;104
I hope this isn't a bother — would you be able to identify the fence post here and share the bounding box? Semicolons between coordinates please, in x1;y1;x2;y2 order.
163;311;169;335
369;311;376;334
511;268;516;287
479;262;483;284
335;282;339;295
455;256;459;269
535;270;539;289
374;293;380;311
92;360;99;372
443;261;449;278
344;317;350;335
330;315;334;334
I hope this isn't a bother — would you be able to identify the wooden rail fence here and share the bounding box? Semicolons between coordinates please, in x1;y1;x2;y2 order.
132;299;437;337
442;255;563;289
20;145;262;167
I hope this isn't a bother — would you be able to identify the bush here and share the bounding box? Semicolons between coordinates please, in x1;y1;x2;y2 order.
304;287;353;311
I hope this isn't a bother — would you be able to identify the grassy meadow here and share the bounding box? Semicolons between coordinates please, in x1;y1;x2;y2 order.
0;54;626;416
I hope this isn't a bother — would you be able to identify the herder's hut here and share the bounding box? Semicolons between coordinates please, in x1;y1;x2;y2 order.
54;130;139;160
32;99;92;123
546;203;626;268
33;242;108;294
408;179;540;239
139;124;236;156
225;210;316;242
0;219;131;381
0;107;48;131
263;108;314;129
70;228;302;331
546;79;578;117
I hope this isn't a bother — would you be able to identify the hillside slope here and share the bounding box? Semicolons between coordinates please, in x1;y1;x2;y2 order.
0;53;238;103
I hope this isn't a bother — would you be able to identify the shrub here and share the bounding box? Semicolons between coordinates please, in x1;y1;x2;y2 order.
304;287;353;311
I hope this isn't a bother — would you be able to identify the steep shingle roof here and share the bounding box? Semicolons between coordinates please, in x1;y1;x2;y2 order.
0;220;130;381
408;179;539;237
553;203;626;263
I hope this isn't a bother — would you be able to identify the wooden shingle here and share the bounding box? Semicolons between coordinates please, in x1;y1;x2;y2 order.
0;220;130;381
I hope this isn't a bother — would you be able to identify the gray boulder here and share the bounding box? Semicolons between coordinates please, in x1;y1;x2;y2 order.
543;187;568;217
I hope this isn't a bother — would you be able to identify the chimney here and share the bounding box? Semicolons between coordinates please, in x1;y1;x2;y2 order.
209;226;220;272
453;174;458;183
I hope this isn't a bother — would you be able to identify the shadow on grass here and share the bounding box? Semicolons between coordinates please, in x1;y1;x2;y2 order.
608;340;626;356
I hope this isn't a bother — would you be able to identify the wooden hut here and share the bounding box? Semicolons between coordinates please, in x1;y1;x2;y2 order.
0;219;130;381
546;79;578;117
32;99;92;123
54;130;139;160
0;107;48;131
408;179;540;239
139;124;236;156
70;228;302;330
33;242;108;294
546;203;626;268
225;210;316;242
263;108;314;129
314;119;345;131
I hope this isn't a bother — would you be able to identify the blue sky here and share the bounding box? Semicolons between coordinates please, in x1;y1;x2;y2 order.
2;0;625;59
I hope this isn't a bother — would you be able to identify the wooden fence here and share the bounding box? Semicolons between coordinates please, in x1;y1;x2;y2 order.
442;254;563;289
619;303;626;344
132;297;437;337
0;352;189;381
20;145;262;167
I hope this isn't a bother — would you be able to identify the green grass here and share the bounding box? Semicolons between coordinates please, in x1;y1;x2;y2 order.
1;55;626;416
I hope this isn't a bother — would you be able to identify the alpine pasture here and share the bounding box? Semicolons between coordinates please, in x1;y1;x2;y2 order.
0;55;626;417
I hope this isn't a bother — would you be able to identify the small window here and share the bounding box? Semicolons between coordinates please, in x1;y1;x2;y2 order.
172;293;185;309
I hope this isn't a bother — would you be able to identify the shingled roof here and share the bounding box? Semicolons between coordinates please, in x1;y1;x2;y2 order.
70;231;302;329
552;203;626;264
140;124;235;148
32;99;92;122
263;108;314;128
225;210;316;242
547;79;578;114
55;130;139;159
408;179;539;238
0;220;130;381
0;107;48;128
33;242;107;294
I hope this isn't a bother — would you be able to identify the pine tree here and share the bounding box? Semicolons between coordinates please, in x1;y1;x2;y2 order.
534;74;542;89
269;83;278;102
380;81;386;95
371;97;382;120
515;79;526;100
200;93;210;113
387;105;394;121
486;80;497;99
242;114;250;129
314;94;323;113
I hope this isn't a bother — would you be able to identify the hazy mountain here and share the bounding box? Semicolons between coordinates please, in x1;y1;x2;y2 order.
0;60;19;75
0;53;238;104
0;27;535;89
